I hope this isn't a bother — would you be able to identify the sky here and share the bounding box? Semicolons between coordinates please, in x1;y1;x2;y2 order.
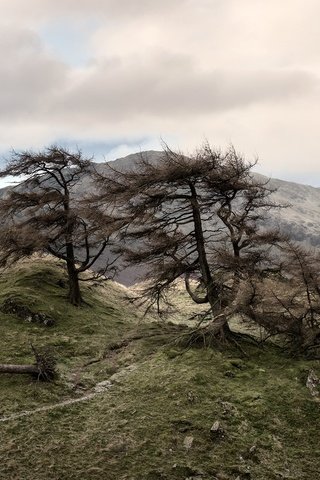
0;0;319;186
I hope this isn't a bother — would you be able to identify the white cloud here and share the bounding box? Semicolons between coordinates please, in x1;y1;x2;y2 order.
0;0;319;184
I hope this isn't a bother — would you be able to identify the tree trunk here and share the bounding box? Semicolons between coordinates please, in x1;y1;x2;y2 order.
64;188;83;306
188;182;230;338
67;260;82;306
0;345;56;380
0;364;39;375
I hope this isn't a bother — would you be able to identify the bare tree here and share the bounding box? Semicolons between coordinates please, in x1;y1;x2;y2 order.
0;146;120;306
93;143;282;341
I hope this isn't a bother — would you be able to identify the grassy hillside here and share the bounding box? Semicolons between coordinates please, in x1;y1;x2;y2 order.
0;257;319;479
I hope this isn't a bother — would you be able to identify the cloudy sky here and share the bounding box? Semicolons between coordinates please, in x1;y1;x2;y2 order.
1;0;319;185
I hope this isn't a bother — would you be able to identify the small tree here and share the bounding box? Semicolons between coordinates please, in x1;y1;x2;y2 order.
0;146;118;306
94;144;282;341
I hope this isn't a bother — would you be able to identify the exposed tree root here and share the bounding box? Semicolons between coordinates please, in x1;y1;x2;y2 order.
174;318;260;355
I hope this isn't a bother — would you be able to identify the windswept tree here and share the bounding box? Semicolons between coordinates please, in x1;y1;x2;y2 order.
0;146;120;306
93;144;282;341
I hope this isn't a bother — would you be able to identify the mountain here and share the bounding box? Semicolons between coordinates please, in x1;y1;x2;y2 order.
92;152;320;284
254;173;320;246
96;151;320;249
1;151;319;285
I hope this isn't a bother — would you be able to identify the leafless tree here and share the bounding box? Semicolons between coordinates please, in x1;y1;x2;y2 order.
0;146;120;306
93;143;283;342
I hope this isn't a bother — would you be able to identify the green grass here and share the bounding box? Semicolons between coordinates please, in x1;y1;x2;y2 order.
0;257;319;479
0;257;143;415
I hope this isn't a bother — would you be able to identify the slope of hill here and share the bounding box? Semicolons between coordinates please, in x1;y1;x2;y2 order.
0;257;320;479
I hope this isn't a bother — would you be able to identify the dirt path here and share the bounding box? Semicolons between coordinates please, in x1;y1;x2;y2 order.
0;364;137;423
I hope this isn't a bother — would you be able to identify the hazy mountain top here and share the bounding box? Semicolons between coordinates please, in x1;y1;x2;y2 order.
93;150;163;174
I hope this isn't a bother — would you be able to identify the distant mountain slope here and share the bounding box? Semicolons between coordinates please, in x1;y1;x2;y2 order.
97;151;320;246
255;173;320;246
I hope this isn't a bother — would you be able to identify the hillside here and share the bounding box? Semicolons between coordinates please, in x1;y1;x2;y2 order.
0;257;320;479
254;173;320;247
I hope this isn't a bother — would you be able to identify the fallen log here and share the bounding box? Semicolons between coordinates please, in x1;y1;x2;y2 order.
0;364;39;375
0;346;56;381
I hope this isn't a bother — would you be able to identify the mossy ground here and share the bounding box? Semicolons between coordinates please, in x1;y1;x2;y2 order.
0;257;319;479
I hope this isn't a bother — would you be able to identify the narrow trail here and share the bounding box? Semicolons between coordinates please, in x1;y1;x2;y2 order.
0;364;138;424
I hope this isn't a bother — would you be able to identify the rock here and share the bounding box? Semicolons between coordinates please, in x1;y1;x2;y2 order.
183;435;194;450
249;445;257;454
210;421;224;439
242;444;258;461
306;369;320;397
1;298;55;326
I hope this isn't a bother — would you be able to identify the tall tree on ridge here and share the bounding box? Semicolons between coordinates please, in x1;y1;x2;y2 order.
0;146;120;306
93;143;282;340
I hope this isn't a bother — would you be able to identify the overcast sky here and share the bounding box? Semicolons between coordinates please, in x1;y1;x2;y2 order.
0;0;319;185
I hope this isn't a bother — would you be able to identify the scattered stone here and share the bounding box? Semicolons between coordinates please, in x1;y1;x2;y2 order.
242;444;259;462
1;298;55;326
249;445;257;454
224;370;236;378
183;435;194;450
210;421;224;439
306;369;320;397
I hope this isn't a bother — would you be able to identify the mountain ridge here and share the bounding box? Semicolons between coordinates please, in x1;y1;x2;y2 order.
98;150;320;247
